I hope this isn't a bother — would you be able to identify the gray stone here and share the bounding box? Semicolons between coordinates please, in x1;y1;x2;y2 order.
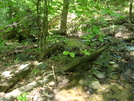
93;71;105;79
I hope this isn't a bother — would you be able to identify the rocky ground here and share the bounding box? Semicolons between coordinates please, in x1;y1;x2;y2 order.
0;25;134;101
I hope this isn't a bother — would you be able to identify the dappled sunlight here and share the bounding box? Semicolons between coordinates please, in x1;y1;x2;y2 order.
91;83;131;101
18;63;30;70
55;86;87;101
67;13;77;21
0;0;134;100
130;51;134;56
2;71;12;78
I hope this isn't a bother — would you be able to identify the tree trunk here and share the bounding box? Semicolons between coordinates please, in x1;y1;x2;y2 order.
40;0;49;52
129;0;133;23
36;0;41;46
59;0;69;35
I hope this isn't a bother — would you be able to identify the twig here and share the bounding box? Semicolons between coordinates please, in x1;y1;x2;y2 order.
52;66;57;83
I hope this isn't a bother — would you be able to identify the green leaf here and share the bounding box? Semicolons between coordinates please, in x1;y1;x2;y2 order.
76;12;82;17
32;69;39;74
99;38;103;42
102;9;108;14
89;43;94;46
17;96;22;100
85;51;90;55
87;29;91;32
69;52;75;58
98;34;105;42
81;49;90;55
90;49;95;51
63;51;69;55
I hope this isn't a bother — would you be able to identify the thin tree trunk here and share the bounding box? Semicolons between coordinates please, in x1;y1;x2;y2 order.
60;0;69;35
39;0;49;52
42;0;48;52
129;0;133;23
36;0;41;47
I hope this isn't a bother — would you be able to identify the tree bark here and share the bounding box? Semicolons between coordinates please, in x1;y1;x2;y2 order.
39;0;49;53
59;0;69;35
129;0;133;23
36;0;41;46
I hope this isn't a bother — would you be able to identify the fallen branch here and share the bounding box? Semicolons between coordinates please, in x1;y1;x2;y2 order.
0;44;110;101
0;74;53;101
62;44;110;72
0;63;33;93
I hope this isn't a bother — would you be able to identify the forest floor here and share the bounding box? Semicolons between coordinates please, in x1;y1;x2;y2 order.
0;25;134;101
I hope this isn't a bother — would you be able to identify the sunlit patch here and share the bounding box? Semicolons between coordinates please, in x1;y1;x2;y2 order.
130;51;134;56
68;13;77;20
2;71;11;77
19;63;30;70
55;86;87;101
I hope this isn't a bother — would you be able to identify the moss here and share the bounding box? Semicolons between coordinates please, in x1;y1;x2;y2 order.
88;83;131;101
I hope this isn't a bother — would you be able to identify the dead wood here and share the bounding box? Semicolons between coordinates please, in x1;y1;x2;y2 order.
38;42;65;61
61;44;110;72
0;74;53;101
0;64;33;93
0;44;110;101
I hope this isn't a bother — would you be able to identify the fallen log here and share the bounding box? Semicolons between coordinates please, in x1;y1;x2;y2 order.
0;44;110;101
0;74;53;101
0;63;33;93
38;42;65;61
61;44;110;72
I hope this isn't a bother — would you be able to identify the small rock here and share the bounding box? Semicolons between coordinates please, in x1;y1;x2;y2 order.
112;64;119;69
33;61;40;66
79;78;102;89
86;90;91;95
93;71;105;79
88;80;101;89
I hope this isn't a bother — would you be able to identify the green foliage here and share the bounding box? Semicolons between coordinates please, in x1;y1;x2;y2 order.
0;37;7;52
22;41;29;45
47;34;68;43
32;69;39;74
82;25;105;45
81;49;90;55
99;34;105;42
14;57;19;63
70;0;101;17
63;51;75;58
17;92;29;101
0;37;5;46
0;0;131;56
